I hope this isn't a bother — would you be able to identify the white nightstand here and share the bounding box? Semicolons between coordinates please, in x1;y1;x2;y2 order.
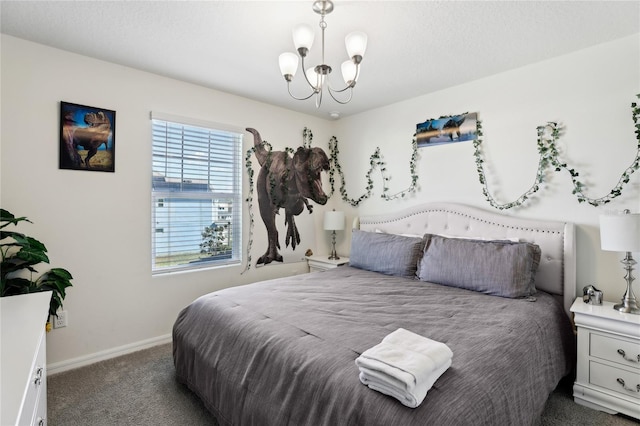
571;297;640;420
305;255;350;272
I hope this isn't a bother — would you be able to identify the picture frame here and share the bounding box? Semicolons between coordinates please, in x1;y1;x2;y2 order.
59;101;116;172
416;112;477;148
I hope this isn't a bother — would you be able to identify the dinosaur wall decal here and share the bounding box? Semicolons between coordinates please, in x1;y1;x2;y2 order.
246;128;330;265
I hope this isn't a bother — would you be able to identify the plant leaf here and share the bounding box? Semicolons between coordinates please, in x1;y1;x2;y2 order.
0;209;32;230
2;277;34;296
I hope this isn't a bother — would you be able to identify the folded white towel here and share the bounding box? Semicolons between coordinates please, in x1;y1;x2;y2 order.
356;342;436;390
359;358;452;408
355;328;453;408
356;328;452;390
382;328;453;368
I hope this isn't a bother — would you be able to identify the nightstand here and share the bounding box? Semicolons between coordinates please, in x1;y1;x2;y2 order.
571;297;640;420
305;255;350;272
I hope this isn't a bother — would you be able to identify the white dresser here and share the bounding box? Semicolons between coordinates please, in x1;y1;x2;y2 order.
571;297;640;420
1;291;52;426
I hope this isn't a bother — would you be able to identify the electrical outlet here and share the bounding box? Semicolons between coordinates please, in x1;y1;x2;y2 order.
53;310;68;328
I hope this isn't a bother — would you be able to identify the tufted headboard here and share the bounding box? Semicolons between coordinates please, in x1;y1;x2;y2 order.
356;202;576;315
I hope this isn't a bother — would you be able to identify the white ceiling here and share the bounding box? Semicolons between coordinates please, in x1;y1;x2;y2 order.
1;1;638;120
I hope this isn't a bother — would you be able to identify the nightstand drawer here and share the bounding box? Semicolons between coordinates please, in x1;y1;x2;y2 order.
591;333;640;370
305;256;349;273
590;361;640;400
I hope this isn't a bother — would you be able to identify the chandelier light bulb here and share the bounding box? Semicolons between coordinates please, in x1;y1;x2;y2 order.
293;24;315;52
279;52;299;78
341;60;358;85
345;31;368;59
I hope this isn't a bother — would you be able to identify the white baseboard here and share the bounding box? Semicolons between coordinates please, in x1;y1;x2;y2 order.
47;334;172;375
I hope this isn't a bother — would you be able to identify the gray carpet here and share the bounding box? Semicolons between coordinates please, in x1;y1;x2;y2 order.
48;343;638;426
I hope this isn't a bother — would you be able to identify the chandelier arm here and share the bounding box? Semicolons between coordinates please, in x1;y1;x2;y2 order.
327;60;360;94
300;54;320;92
286;81;318;101
327;81;355;94
327;86;353;104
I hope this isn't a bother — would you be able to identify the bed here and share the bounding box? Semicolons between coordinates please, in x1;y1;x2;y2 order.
173;202;576;426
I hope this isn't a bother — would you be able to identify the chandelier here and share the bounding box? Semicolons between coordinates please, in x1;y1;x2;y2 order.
278;0;368;108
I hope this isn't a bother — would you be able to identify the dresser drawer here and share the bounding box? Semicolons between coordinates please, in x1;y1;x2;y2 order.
591;333;640;370
33;389;47;426
17;331;46;426
590;360;640;400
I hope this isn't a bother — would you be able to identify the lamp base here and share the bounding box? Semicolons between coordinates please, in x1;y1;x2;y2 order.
613;302;640;315
328;230;339;260
614;252;639;315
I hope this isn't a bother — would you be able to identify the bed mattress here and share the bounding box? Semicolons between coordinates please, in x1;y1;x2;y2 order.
173;266;574;426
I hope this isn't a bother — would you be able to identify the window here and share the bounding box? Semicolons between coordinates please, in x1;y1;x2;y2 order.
151;112;243;273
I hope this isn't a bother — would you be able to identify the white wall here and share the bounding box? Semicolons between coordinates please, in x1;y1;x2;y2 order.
332;34;640;302
2;33;639;371
0;35;335;370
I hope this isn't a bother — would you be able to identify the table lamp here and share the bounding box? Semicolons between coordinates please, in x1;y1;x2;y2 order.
600;210;640;314
324;210;345;260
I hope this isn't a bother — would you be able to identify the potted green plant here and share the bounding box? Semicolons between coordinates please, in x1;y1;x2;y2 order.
0;209;73;318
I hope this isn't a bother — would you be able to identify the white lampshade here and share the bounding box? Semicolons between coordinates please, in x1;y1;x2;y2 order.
278;52;299;77
341;60;358;84
600;212;640;252
345;31;367;59
324;210;345;231
293;24;315;50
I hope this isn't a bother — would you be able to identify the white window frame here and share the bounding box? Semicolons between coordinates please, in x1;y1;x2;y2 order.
151;112;243;274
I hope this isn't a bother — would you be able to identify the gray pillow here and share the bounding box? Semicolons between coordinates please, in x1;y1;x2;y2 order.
416;234;541;298
350;229;426;278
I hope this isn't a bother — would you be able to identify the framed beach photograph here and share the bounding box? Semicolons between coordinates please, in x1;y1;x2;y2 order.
416;112;477;148
59;101;116;172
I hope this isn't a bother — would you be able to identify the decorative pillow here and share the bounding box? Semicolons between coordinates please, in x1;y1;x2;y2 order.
416;234;541;298
350;229;426;278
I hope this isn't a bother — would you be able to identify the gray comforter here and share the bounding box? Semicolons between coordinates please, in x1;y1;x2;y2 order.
173;266;574;426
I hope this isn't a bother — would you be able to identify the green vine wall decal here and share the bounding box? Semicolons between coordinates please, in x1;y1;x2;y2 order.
327;95;639;209
243;143;261;273
474;95;640;209
242;95;639;272
327;135;419;206
302;127;313;148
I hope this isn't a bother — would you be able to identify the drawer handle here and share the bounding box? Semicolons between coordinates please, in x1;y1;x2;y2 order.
34;366;43;386
617;349;640;363
616;378;640;393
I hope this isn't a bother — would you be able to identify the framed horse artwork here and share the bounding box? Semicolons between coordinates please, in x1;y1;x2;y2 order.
59;101;116;172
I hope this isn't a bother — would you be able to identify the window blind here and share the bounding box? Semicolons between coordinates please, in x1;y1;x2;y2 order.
151;114;243;273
